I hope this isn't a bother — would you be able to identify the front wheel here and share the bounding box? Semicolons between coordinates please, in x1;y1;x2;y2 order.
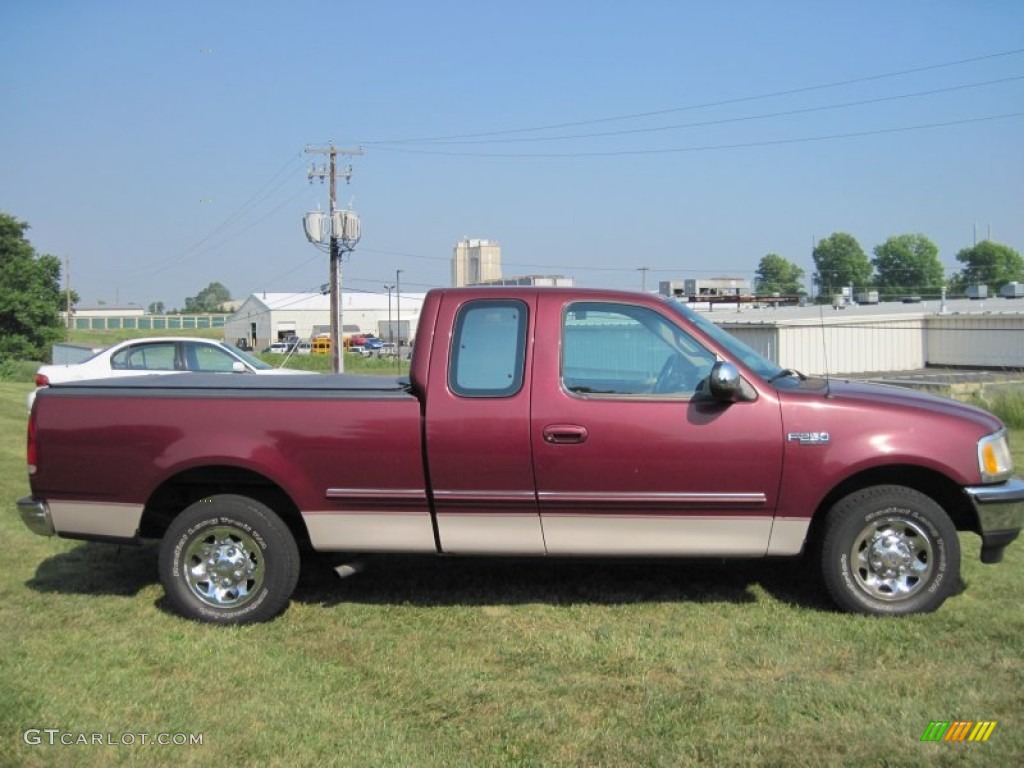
820;485;959;616
159;494;300;624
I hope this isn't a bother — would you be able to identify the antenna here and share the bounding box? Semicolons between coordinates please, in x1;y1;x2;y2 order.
819;304;832;396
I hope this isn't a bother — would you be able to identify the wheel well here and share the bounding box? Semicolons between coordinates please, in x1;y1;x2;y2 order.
803;465;978;553
138;466;310;548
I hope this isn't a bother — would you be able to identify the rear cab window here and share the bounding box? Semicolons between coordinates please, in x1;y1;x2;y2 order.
448;300;528;397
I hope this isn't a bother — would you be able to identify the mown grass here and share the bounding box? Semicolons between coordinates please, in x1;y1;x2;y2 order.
1;380;1022;766
254;351;410;375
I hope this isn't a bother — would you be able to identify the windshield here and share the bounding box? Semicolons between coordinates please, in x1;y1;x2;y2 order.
226;344;273;370
667;300;785;381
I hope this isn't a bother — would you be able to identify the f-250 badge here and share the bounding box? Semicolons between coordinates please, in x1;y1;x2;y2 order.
787;432;831;445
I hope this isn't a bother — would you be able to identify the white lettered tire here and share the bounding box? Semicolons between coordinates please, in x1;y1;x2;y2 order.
159;494;300;624
821;485;959;616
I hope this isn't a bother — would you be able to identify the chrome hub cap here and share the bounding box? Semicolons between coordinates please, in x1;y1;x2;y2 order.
184;527;265;608
851;514;933;601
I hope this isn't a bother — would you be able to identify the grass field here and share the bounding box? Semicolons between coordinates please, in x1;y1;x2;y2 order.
1;380;1022;766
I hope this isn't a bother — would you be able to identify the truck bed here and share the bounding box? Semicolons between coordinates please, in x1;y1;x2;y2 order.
31;373;429;546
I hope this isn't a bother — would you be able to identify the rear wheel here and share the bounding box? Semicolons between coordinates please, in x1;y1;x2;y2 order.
159;494;300;624
820;485;959;616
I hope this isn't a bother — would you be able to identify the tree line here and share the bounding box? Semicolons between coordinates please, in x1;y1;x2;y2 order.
755;232;1024;300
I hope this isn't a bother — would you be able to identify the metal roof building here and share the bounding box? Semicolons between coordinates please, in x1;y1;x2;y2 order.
224;291;426;350
703;298;1024;374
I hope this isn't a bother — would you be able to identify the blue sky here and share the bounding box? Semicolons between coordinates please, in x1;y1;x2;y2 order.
2;1;1022;308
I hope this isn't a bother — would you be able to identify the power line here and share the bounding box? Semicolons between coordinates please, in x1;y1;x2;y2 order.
358;47;1024;144
117;152;307;282
390;75;1024;146
369;112;1024;158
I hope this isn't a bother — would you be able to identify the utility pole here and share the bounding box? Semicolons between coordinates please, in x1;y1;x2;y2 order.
305;143;363;373
637;266;649;292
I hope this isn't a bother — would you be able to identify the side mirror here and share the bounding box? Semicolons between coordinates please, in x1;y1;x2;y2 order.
232;361;246;373
708;361;750;403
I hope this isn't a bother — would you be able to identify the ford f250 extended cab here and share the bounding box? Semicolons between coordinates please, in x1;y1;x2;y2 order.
16;287;1024;623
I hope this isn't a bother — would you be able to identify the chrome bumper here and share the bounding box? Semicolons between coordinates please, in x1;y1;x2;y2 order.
964;477;1024;564
16;497;55;537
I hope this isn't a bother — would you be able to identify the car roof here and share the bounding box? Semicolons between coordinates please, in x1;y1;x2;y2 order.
107;337;230;348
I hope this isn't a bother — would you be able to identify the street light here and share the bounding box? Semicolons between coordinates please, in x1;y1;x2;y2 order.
396;269;404;353
384;284;395;347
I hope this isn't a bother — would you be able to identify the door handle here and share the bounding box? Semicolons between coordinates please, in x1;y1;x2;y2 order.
543;424;589;444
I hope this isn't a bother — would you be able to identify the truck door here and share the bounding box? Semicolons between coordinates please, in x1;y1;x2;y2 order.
531;296;785;556
423;294;545;554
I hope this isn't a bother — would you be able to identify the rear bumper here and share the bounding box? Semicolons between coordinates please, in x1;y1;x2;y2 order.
16;497;55;537
964;477;1024;564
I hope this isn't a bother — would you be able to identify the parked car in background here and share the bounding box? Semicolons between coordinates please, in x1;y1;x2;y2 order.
29;337;307;410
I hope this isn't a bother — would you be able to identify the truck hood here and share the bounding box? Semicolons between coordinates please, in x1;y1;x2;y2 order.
779;378;1003;434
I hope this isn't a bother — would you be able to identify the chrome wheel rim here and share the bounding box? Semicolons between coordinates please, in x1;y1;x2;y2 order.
850;513;934;601
183;526;265;608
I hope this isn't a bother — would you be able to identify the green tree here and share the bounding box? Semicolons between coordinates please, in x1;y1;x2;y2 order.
184;282;231;313
812;232;873;300
0;212;68;361
148;301;166;314
754;253;805;295
872;233;945;298
950;241;1024;293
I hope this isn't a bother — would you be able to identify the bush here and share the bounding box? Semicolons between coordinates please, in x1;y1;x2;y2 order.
0;358;42;382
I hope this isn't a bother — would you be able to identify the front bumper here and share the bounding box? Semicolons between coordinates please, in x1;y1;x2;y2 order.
964;477;1024;564
15;497;55;537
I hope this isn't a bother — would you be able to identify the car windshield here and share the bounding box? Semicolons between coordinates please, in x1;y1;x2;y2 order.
667;299;785;382
226;344;273;370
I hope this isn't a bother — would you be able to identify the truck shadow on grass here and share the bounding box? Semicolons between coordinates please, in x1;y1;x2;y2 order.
27;542;970;614
293;552;842;612
26;541;162;597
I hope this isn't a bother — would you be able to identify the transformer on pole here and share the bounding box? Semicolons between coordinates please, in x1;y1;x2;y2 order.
303;143;363;373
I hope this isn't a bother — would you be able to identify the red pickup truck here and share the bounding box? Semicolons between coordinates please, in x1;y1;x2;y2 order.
17;287;1024;623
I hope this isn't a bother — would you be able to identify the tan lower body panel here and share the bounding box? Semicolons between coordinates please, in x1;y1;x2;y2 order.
541;515;774;556
766;518;812;555
49;501;144;539
303;511;810;557
436;514;546;555
304;512;436;552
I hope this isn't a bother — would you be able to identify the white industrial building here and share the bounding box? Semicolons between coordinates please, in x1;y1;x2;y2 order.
661;277;752;298
476;275;574;287
224;291;426;350
705;298;1024;374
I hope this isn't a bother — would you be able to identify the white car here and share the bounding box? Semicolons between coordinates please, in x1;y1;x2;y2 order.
29;337;308;411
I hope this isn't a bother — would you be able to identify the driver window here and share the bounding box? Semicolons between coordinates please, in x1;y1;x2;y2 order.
561;302;714;397
188;343;238;372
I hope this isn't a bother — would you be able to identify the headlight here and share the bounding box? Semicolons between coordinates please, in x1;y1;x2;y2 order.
978;430;1014;483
